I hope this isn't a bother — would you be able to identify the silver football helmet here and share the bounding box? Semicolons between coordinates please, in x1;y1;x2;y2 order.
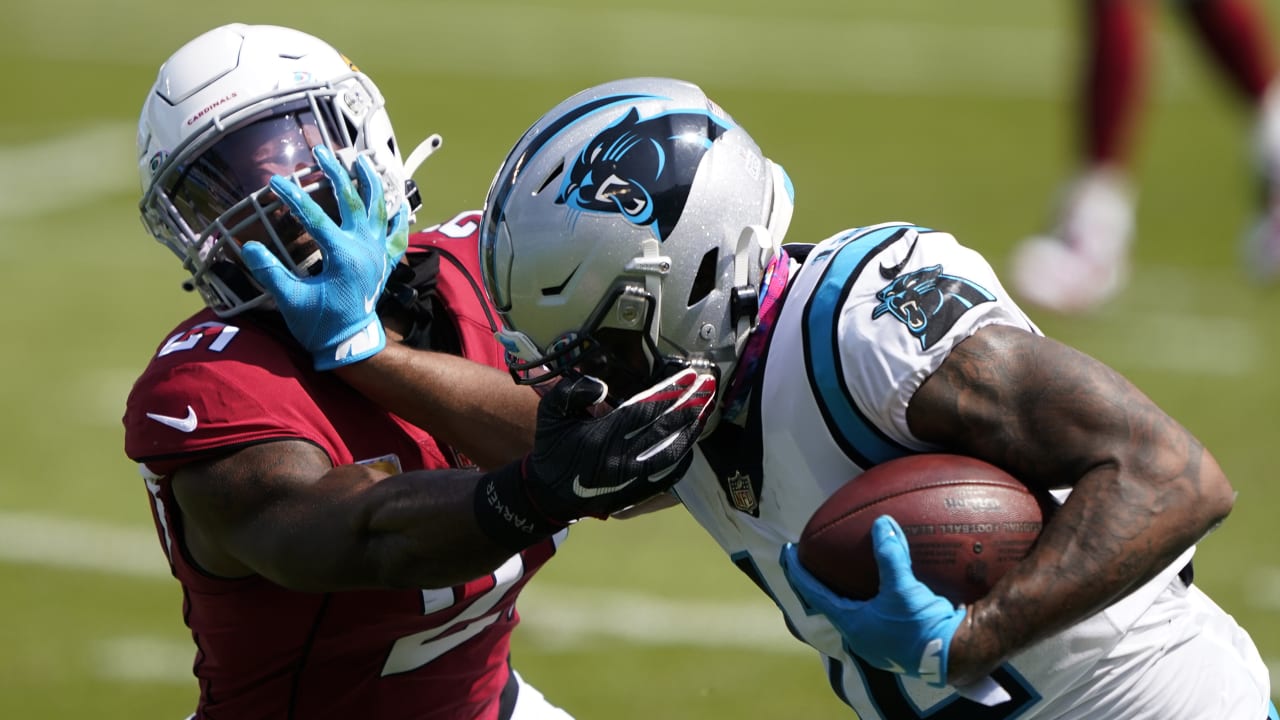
137;23;440;316
479;77;794;403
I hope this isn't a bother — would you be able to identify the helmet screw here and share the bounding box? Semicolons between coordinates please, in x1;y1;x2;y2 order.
344;88;369;116
699;323;715;340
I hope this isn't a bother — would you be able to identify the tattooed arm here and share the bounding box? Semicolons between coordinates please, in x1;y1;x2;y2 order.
905;324;1235;687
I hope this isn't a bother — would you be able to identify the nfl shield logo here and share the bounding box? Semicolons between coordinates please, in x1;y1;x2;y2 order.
727;471;758;514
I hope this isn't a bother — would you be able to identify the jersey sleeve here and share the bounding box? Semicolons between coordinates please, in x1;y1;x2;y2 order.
123;315;335;475
831;223;1040;449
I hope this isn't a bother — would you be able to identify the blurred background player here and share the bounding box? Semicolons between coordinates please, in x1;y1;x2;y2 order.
1010;0;1280;313
124;23;574;719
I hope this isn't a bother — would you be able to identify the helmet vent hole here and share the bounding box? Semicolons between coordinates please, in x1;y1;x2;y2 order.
541;263;580;296
687;248;718;307
342;115;359;146
535;161;564;195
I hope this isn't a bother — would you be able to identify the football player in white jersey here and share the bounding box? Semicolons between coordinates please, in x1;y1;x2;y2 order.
256;77;1276;718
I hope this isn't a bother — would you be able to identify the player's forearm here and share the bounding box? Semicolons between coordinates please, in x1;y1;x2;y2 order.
947;450;1234;685
354;467;523;588
231;461;520;591
336;342;539;469
908;326;1236;685
263;467;519;591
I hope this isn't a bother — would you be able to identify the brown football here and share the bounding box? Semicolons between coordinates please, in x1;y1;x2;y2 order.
797;454;1051;605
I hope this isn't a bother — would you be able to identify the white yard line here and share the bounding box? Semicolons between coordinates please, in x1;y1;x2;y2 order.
70;266;1264;444
95;635;196;684
94;586;807;685
10;3;1206;101
9;9;1067;98
516;585;803;653
378;9;1081;99
1023;263;1265;377
0;122;136;221
1250;567;1280;612
1074;305;1261;376
4;506;1275;692
0;510;797;662
0;511;169;579
2;118;1260;381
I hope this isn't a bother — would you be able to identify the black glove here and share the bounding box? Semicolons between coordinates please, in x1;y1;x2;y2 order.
475;368;717;549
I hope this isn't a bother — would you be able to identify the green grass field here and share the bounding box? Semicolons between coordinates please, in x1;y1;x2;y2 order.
2;0;1277;717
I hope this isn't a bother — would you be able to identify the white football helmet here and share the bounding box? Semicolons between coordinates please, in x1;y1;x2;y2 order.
137;23;438;316
479;77;794;402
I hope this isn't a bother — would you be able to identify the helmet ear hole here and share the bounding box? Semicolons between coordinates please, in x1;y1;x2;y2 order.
687;247;719;306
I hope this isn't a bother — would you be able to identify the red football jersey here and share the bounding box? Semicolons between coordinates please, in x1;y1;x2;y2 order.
123;213;560;720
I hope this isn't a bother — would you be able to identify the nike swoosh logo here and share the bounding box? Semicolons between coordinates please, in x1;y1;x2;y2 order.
878;229;920;279
571;474;636;499
146;406;198;433
364;255;390;314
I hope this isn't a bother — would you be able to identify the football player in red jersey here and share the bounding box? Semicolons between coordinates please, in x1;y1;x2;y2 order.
124;24;715;720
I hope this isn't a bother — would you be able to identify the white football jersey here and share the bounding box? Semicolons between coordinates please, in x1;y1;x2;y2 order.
674;222;1271;719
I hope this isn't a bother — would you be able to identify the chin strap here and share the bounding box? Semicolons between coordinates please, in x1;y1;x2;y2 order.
404;133;444;179
330;135;442;227
728;160;792;348
731;226;768;325
398;134;444;225
718;245;790;423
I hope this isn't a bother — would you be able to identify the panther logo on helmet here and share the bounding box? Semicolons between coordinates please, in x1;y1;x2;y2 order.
555;107;732;241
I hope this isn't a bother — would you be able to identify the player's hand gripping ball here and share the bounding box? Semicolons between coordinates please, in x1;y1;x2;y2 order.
797;454;1052;604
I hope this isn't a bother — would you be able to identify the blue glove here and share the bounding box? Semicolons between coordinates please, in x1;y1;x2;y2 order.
242;144;409;370
780;515;965;688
